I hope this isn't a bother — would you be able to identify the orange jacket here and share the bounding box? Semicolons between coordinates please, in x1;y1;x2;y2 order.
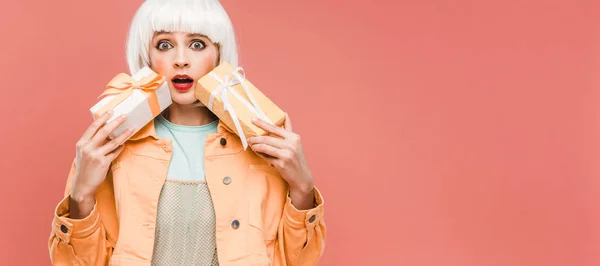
48;120;326;266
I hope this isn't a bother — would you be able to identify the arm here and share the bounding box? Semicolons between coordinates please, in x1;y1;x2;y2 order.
274;187;326;266
248;114;327;265
48;159;114;266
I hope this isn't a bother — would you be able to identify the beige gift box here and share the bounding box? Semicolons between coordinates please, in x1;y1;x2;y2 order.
90;67;172;139
196;62;286;149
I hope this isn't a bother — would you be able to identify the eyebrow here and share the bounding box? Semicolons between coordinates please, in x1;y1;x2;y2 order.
187;33;208;38
153;31;208;39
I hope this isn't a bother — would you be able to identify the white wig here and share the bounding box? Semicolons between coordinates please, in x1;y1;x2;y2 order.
126;0;239;74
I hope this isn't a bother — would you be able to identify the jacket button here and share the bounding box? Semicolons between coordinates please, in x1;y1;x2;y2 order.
220;138;227;146
223;176;232;185
309;215;316;223
231;220;240;229
60;225;68;233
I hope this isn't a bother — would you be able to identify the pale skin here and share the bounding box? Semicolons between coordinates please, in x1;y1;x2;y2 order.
70;31;315;219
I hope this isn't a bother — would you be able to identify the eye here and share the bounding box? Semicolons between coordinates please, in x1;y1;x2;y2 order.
190;40;206;50
156;41;173;51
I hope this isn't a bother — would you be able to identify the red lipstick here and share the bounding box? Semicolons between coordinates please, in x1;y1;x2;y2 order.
171;74;194;91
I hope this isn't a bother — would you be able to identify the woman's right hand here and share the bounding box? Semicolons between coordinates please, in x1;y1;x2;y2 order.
69;111;135;218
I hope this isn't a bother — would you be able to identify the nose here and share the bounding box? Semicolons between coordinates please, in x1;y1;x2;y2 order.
173;50;190;68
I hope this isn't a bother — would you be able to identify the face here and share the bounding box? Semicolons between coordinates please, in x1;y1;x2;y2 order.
149;31;219;106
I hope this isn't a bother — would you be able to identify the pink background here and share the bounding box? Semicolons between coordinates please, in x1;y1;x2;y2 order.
0;0;598;265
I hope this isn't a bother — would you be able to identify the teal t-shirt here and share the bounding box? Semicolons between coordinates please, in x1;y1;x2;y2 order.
152;114;220;265
154;114;219;181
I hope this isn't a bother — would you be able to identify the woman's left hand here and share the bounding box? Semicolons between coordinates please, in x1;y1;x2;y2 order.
248;114;315;201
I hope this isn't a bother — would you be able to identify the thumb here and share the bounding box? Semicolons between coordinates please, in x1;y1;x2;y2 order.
283;113;293;132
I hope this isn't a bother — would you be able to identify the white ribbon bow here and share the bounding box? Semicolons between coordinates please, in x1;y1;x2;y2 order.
207;67;272;150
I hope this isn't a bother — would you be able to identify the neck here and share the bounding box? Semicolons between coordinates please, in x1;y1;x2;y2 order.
162;101;218;126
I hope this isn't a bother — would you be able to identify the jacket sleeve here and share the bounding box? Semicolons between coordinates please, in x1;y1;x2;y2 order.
274;187;326;266
48;159;114;266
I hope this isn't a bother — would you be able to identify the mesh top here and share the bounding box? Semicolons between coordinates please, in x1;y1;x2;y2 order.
151;181;219;266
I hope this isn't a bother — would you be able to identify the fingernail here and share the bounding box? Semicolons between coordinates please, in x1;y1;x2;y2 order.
252;118;258;122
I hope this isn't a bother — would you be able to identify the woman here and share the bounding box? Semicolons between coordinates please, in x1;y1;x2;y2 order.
48;0;326;265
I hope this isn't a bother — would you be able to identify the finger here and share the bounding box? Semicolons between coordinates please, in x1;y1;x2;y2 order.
98;127;136;155
261;156;278;168
90;114;129;146
256;151;276;161
248;136;290;149
250;143;285;159
80;111;113;141
106;144;125;161
252;118;293;139
283;113;293;132
251;149;279;168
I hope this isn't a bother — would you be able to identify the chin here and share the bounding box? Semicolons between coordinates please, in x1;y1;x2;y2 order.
171;95;202;106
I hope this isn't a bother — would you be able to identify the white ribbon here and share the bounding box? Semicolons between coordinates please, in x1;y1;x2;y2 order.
207;67;272;150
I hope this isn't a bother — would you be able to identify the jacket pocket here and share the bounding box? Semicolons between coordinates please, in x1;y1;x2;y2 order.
224;164;280;264
247;164;283;242
107;159;129;256
109;255;150;266
226;164;285;264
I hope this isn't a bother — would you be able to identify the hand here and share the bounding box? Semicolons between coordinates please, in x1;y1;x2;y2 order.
71;111;135;202
248;114;314;198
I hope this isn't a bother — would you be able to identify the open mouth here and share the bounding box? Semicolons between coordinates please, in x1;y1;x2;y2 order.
171;74;194;91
